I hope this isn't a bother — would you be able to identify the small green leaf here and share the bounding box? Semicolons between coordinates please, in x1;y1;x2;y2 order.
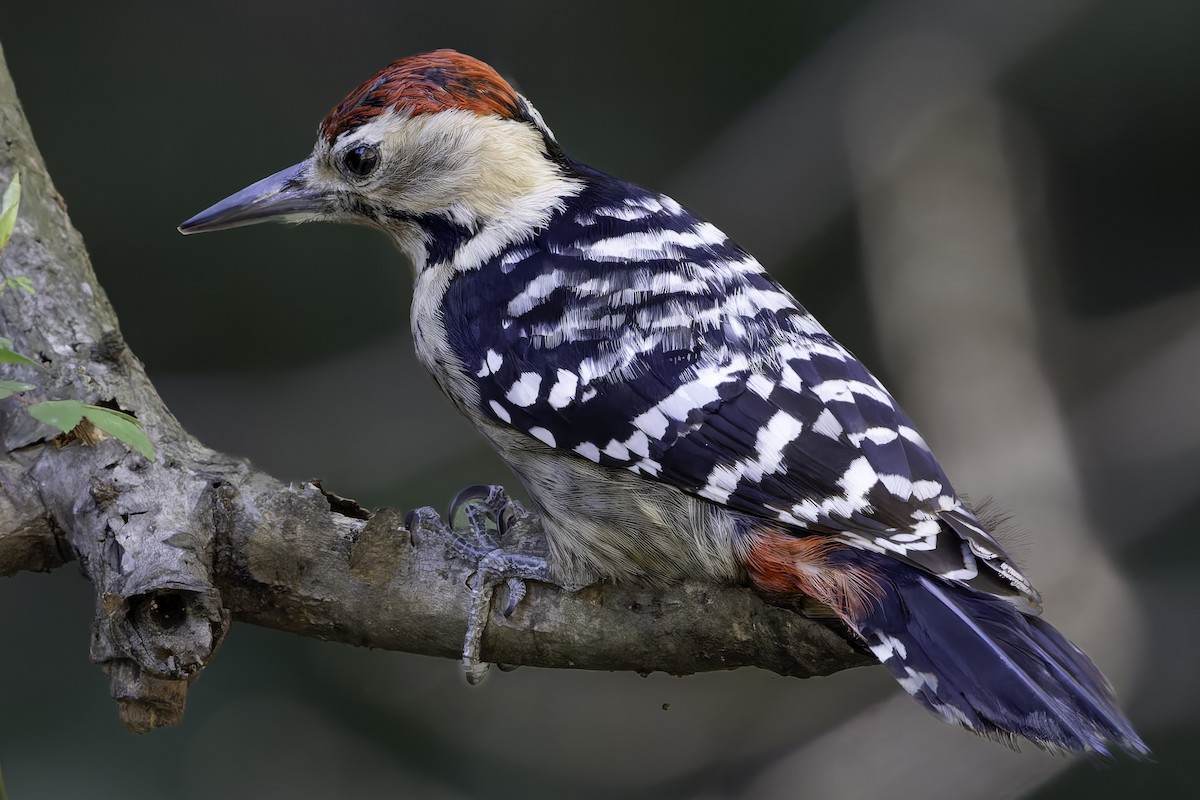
0;380;35;398
1;174;18;213
0;173;20;254
83;405;156;461
1;275;35;294
28;399;86;432
0;346;38;366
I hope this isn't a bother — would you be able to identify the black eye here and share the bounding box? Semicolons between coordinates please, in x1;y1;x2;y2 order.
342;143;380;178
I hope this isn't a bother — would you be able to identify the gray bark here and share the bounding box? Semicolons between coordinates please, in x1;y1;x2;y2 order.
0;44;869;734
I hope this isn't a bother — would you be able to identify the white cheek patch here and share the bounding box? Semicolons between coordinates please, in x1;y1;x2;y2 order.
347;110;585;271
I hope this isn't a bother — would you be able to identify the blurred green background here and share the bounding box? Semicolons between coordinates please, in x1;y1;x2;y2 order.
2;0;1198;797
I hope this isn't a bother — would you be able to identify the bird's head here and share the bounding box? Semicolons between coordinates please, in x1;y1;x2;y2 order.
179;49;580;268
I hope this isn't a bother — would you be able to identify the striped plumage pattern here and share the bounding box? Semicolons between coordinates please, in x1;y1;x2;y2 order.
440;163;1033;604
429;155;1146;755
181;49;1149;758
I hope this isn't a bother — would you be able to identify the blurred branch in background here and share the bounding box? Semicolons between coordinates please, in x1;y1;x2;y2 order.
670;0;1088;264
1072;312;1200;542
746;36;1143;799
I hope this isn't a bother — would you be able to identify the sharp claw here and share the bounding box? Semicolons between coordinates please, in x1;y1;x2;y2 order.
497;505;517;538
403;506;444;546
449;484;494;525
502;578;527;617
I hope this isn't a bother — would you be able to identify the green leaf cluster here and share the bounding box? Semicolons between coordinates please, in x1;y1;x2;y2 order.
28;400;156;461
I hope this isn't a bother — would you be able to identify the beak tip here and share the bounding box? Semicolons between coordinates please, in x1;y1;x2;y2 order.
177;208;216;234
176;160;316;238
177;207;224;235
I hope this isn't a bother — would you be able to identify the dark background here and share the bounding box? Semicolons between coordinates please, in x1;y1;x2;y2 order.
2;1;1198;797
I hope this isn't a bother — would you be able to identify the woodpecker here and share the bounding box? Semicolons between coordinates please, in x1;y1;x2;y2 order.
181;49;1148;758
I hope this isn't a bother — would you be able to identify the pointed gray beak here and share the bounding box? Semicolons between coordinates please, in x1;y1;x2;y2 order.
179;161;331;234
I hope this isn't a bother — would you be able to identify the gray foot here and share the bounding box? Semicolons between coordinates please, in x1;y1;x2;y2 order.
447;485;551;684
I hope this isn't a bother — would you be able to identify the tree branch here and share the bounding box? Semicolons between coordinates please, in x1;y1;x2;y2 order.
0;44;870;734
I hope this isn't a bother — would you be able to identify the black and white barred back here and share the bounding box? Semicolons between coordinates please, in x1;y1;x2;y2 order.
180;48;1148;756
430;162;1148;754
438;162;1032;605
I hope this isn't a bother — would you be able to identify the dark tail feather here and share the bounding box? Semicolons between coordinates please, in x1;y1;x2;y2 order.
843;553;1150;758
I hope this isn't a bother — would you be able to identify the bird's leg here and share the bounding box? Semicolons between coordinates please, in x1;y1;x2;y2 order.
446;484;553;684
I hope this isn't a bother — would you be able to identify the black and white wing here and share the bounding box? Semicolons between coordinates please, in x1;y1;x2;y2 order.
442;174;1034;601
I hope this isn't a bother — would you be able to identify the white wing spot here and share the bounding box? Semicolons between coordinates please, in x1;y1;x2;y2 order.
813;379;893;407
633;457;662;477
528;426;556;447
811;408;844;440
625;430;651;458
488;400;511;424
700;411;804;505
574;441;601;462
747;374;775;399
871;633;908;662
780;362;804;393
505;372;542;407
911;480;943;501
848;427;899;447
898;426;931;450
603;439;631;461
547;369;579;409
634;406;670;439
839;456;879;499
476;349;505;378
652;358;746;423
880;474;914;499
898;668;940;695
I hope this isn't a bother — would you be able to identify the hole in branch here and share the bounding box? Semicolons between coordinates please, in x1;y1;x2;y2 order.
130;591;189;631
